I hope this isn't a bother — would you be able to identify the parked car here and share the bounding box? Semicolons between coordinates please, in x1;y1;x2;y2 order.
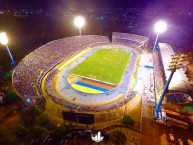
178;139;183;145
187;139;193;145
167;134;177;143
169;134;175;142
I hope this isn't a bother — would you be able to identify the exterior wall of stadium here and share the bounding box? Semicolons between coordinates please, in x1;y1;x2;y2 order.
12;33;149;128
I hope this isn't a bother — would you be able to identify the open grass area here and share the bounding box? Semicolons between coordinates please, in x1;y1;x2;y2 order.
70;49;132;85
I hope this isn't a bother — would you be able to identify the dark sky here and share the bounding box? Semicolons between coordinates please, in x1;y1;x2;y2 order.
0;0;193;11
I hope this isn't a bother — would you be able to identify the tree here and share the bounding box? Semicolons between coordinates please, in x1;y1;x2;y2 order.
110;131;127;145
122;115;135;126
4;92;18;104
52;125;69;142
35;113;52;129
32;125;47;139
13;124;27;137
0;128;19;145
30;106;43;116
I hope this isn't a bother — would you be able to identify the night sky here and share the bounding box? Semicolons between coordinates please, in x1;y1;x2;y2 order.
0;0;193;11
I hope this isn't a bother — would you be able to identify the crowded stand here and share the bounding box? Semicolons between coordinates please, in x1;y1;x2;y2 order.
12;35;110;100
48;88;136;112
112;32;149;52
112;39;143;53
165;91;192;104
112;32;149;44
153;51;166;97
12;33;143;112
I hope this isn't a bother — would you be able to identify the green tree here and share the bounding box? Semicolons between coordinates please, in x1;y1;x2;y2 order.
52;125;69;141
13;124;27;137
110;131;127;145
0;129;19;145
30;106;43;116
4;92;18;104
35;113;52;129
122;115;135;126
32;125;47;139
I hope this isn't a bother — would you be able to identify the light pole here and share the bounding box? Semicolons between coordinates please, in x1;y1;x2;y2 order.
74;16;85;36
0;32;16;68
154;54;187;118
153;21;167;51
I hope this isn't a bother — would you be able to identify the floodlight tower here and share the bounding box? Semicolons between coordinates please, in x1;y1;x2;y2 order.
0;32;16;68
153;21;167;51
74;16;85;36
154;54;187;118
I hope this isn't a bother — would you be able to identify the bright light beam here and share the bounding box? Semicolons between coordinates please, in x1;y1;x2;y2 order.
74;16;85;36
154;21;167;33
0;32;16;68
153;21;167;51
0;32;8;45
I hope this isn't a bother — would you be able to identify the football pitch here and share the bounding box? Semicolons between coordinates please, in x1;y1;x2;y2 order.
70;49;132;85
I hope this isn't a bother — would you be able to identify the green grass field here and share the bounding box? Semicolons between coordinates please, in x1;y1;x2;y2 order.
70;49;132;85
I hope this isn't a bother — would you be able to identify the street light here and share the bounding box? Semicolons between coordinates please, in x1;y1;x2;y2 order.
153;21;167;51
74;16;85;36
0;32;16;68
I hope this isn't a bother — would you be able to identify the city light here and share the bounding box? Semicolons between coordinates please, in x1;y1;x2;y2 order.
26;98;32;103
74;16;85;36
154;20;167;33
0;32;8;45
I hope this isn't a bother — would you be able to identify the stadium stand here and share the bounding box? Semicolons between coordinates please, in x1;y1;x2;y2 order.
112;32;149;53
153;51;166;97
12;35;110;100
12;33;144;111
165;91;192;104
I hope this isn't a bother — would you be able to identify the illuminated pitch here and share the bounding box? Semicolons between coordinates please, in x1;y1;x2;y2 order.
69;49;131;93
70;49;131;85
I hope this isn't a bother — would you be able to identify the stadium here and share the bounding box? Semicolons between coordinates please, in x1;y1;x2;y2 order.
12;32;148;127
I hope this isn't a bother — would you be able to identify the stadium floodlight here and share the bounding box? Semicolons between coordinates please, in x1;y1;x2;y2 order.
0;32;8;45
154;21;167;33
74;16;85;36
0;32;16;68
153;20;167;51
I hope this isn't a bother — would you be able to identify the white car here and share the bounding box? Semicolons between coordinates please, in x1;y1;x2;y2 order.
187;139;193;145
169;134;175;142
178;139;183;145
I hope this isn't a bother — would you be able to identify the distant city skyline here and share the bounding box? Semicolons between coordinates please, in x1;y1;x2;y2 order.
0;0;193;11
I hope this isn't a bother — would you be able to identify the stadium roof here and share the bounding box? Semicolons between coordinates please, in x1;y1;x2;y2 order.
158;43;193;95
